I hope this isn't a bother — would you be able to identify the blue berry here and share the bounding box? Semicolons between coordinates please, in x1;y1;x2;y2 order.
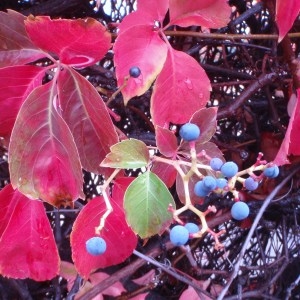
86;237;107;255
221;161;238;178
210;157;223;171
244;177;259;191
184;223;199;234
263;165;279;178
129;66;141;78
216;178;228;189
170;225;189;246
203;176;217;191
194;180;210;197
179;123;200;142
231;202;249;221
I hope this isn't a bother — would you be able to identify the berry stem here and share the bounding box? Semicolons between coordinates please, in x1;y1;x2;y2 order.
95;169;121;234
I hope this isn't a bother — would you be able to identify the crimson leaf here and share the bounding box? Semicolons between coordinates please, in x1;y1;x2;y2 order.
169;0;231;28
71;178;137;279
25;16;111;68
57;66;119;175
0;184;60;281
151;48;211;127
0;65;44;139
8;81;84;207
0;10;45;67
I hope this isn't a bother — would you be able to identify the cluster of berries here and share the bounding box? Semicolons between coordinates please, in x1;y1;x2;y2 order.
167;122;280;247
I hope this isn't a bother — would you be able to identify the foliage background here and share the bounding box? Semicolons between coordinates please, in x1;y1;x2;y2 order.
0;0;299;299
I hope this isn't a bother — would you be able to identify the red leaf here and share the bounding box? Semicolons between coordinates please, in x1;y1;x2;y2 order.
138;0;169;22
71;178;137;279
57;67;119;175
0;10;45;67
169;0;231;28
118;0;168;32
114;25;168;104
0;184;60;281
151;48;211;127
276;0;300;42
274;89;300;165
155;126;178;157
25;16;111;68
0;65;44;139
8;81;84;207
151;160;177;188
178;107;218;150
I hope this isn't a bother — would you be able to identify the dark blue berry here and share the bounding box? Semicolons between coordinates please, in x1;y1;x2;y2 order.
86;237;107;255
221;161;238;178
263;165;279;178
244;177;259;191
170;225;189;246
202;176;217;191
210;157;223;171
194;180;210;197
216;178;228;189
184;223;199;234
129;66;141;78
231;202;249;220
179;123;200;141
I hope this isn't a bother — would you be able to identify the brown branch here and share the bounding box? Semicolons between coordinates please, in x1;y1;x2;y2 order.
217;72;278;120
163;31;300;40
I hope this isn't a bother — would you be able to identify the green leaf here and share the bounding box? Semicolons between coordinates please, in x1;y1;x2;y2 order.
100;139;149;169
124;171;175;238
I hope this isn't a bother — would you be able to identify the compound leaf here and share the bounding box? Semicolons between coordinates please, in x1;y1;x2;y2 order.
124;171;175;238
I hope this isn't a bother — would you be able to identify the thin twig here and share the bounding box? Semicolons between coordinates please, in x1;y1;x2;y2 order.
217;72;278;119
217;164;300;300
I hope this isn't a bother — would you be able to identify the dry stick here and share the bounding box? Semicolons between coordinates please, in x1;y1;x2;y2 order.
217;165;300;300
217;72;278;120
77;212;232;300
163;31;300;40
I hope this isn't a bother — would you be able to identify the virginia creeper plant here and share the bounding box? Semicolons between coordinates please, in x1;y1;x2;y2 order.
0;0;299;295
